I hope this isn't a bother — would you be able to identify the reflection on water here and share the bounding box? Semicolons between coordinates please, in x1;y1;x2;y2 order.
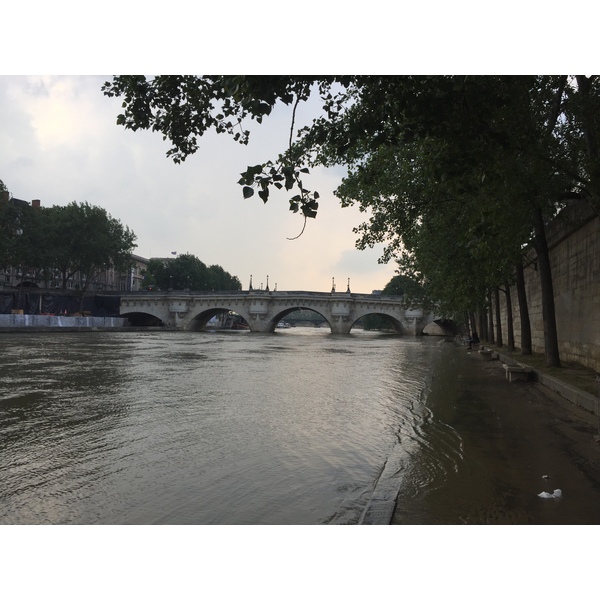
0;329;461;524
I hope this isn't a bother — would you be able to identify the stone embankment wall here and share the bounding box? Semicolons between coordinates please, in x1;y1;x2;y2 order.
494;202;600;371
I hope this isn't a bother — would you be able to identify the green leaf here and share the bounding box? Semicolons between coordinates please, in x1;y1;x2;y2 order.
302;206;318;219
243;186;255;199
246;164;263;176
284;174;295;190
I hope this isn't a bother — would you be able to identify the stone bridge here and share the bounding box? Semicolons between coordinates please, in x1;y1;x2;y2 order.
120;290;449;335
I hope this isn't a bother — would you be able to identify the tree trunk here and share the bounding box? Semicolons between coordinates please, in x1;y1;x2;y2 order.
478;307;487;341
503;281;515;351
487;291;495;345
532;206;561;367
515;260;532;355
494;287;503;347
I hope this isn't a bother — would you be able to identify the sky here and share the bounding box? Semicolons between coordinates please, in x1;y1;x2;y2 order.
3;5;596;296
0;75;398;293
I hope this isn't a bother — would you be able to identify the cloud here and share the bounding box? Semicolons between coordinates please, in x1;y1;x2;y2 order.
0;75;396;293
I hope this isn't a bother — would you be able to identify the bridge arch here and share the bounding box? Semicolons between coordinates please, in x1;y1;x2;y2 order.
422;318;459;336
269;307;331;333
350;311;405;334
120;309;167;327
185;306;252;331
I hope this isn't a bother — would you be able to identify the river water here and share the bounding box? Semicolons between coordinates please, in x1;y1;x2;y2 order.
1;328;469;525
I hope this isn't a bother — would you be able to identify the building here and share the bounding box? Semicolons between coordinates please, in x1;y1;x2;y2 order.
118;254;149;292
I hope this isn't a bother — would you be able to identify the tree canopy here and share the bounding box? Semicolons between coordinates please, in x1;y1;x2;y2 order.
48;201;137;292
103;75;600;365
143;252;241;291
1;187;137;296
102;76;600;215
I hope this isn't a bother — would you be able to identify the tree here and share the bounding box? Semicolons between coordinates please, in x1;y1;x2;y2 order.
43;202;137;308
103;76;600;366
382;273;432;307
0;181;48;284
0;179;17;268
142;258;166;290
143;253;241;291
206;264;241;290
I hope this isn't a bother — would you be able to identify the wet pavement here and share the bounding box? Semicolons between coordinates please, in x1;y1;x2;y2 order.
391;345;600;525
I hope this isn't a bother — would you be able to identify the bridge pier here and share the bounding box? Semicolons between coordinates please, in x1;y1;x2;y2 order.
246;316;275;333
329;317;353;335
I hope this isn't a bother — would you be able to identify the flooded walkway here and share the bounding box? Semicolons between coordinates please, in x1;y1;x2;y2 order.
392;344;600;524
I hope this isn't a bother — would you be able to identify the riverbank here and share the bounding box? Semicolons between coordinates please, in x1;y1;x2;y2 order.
389;342;600;524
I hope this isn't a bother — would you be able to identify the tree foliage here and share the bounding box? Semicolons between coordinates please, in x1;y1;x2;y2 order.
0;189;137;296
143;252;241;291
103;76;600;214
47;202;137;293
103;75;600;365
0;184;19;268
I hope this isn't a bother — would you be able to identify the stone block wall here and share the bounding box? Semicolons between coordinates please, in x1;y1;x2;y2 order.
494;203;600;371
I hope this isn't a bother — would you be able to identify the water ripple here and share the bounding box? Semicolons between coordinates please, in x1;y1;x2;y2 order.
1;330;459;524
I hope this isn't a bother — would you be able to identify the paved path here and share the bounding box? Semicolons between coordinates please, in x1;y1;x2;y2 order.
387;345;600;524
363;346;600;525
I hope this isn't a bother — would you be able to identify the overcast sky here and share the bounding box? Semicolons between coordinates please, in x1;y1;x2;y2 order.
3;5;594;295
0;75;398;293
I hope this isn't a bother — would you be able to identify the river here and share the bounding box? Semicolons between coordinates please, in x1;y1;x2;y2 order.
1;328;465;525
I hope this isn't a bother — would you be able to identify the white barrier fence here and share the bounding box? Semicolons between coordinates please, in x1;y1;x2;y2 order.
0;314;128;329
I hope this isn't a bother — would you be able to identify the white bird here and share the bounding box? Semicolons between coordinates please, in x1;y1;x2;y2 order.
538;489;562;499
